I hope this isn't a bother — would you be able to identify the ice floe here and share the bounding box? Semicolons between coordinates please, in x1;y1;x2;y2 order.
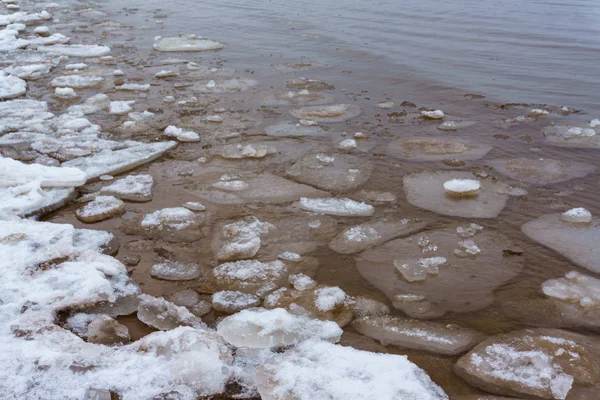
75;195;124;223
0;71;26;99
256;339;448;400
212;291;261;313
403;171;515;218
286;150;374;191
299;197;374;217
486;158;596;185
290;103;361;122
153;35;225;52
356;225;523;318
150;261;202;281
454;329;600;400
329;218;428;254
38;44;111;57
184;170;328;204
387;137;492;161
217;308;342;348
522;212;600;273
213;260;289;298
352;315;484;355
99;174;153;202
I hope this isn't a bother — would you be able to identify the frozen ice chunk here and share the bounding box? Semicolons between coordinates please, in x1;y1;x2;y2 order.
164;125;200;142
290;103;361;122
357;225;523;318
454;329;600;400
443;179;481;198
0;71;26;99
560;207;592;224
264;121;327;137
76;195;125;223
54;87;77;98
154;36;225;52
0;157;85;187
388;137;492;161
404;171;512;218
109;100;134;115
299;197;374;217
522;213;600;273
541;124;600;148
330;218;428;254
150;261;201;281
212;290;260;313
421;109;444;119
288;273;317;291
213;260;288;297
115;83;150;91
3;63;51;81
286;150;374;192
185;171;328;205
353;315;484;355
38;44;111;57
217;143;276;159
137;294;204;330
213;216;271;261
62;141;177;180
314;286;346;312
141;207;197;230
217;308;342;348
394;257;447;282
486;158;595;185
543;271;600;309
256;339;448;400
50;75;104;88
182;201;206;211
87;315;130;345
99;174;153;202
263;285;354;327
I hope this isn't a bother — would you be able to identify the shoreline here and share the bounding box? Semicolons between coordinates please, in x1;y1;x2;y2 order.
1;0;600;399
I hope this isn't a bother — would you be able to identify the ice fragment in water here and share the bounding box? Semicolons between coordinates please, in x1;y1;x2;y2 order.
454;239;481;257
394;257;446;282
109;100;134;115
299;197;374;216
290;103;361;122
0;72;26;99
542;271;600;309
153;36;225;52
454;329;599;400
137;294;204;330
404;171;510;218
338;138;357;149
256;339;448;400
560;207;592;224
50;75;104;88
217;308;342;348
141;207;197;230
54;87;78;98
278;251;302;262
213;260;289;297
213;217;271;261
443;179;481;198
289;273;317;290
456;223;483;238
352;315;484;356
38;44;111;57
486;158;595;185
522;212;600;273
99;174;153;202
387;137;492;161
421;109;445;119
150;261;201;281
212;290;260;313
75;196;124;223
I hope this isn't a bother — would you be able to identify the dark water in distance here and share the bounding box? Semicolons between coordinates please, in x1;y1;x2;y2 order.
129;0;600;113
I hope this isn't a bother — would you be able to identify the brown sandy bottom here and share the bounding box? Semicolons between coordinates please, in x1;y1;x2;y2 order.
3;0;600;398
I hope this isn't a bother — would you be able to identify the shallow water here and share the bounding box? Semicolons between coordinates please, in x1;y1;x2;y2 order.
102;0;600;113
12;0;599;397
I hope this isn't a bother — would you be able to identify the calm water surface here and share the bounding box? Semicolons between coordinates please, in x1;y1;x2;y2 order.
111;0;600;112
